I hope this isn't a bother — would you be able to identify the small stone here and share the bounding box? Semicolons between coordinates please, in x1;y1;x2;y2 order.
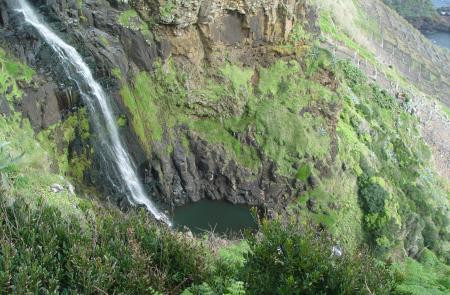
307;198;317;213
50;183;64;193
184;227;194;239
332;245;343;257
307;175;318;189
67;183;75;195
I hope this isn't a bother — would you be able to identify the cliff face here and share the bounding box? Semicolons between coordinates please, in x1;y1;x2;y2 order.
0;0;449;260
0;0;320;209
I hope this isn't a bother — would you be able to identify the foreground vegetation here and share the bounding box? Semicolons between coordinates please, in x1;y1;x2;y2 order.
0;192;395;294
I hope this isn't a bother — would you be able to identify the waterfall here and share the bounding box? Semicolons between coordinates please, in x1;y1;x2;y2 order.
16;0;170;225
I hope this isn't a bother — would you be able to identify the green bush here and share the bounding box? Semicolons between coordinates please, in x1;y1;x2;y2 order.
338;60;367;92
358;176;389;214
242;219;395;294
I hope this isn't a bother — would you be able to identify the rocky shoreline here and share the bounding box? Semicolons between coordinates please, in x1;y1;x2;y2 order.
412;6;450;33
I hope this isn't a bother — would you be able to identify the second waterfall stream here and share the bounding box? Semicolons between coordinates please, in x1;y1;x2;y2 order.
16;0;171;225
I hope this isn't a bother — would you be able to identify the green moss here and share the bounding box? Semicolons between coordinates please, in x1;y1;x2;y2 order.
220;63;254;96
160;0;175;20
296;164;311;182
191;119;260;170
37;108;92;184
121;82;157;152
189;60;335;175
252;103;330;176
118;9;149;33
118;9;138;27
111;51;448;262
116;58;337;175
258;60;301;96
335;58;449;259
0;48;35;103
117;115;127;127
99;35;110;47
117;60;186;153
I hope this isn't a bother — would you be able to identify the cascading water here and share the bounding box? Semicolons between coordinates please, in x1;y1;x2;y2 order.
16;0;170;225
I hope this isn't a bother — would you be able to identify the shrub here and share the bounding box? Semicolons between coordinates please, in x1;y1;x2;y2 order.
338;60;367;91
242;219;395;294
358;176;389;215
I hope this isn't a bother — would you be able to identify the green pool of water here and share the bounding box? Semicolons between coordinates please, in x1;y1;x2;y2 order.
172;200;258;235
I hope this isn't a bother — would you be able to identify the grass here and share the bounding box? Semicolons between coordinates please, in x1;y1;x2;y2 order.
336;61;449;259
1;8;449;292
439;102;450;120
296;164;311;182
393;249;450;294
220;63;254;96
319;12;376;64
112;29;449;264
0;113;84;218
0;107;395;294
0;49;34;103
120;72;164;152
188;60;334;176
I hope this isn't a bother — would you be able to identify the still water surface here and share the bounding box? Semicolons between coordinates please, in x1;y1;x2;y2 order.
428;0;450;49
432;0;450;8
173;200;258;235
426;31;450;49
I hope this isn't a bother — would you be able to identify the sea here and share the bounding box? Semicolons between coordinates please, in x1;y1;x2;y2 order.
427;0;450;49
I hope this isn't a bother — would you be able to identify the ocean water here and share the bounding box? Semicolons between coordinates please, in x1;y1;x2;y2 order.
432;0;450;8
426;31;450;49
429;0;450;49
